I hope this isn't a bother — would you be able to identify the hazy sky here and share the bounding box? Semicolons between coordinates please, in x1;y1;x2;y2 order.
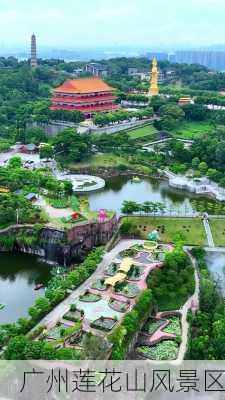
0;0;225;48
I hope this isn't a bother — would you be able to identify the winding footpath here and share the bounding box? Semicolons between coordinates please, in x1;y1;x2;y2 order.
177;250;200;363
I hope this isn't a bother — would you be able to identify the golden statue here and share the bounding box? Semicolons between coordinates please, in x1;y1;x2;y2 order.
148;57;159;97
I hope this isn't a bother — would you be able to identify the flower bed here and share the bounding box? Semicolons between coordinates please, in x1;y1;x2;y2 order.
114;282;140;298
127;265;144;281
163;317;181;336
105;263;118;276
119;247;139;258
109;298;130;313
143;318;165;335
137;340;178;360
79;291;101;302
46;323;70;340
63;309;84;323
90;316;117;331
48;198;69;209
143;241;158;249
91;279;107;291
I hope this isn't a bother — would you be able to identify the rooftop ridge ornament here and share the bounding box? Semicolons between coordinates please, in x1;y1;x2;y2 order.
148;57;159;97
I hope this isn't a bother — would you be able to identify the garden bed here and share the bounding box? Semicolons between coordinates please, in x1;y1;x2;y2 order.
127;264;144;281
91;278;107;291
114;281;140;298
163;317;181;336
119;247;139;258
90;317;117;331
46;323;71;340
143;318;166;335
48;197;69;209
79;291;101;302
109;298;130;313
137;340;179;360
105;263;118;276
63;307;84;323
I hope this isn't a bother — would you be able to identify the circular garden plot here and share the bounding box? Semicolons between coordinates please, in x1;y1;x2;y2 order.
91;279;107;291
79;291;101;302
114;281;140;298
91;316;117;332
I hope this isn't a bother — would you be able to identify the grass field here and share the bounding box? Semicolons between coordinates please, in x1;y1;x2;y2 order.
125;216;207;246
209;219;225;246
174;121;215;139
70;153;130;170
127;124;156;140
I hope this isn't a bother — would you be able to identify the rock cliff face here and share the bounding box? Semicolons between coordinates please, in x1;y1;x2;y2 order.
0;215;118;265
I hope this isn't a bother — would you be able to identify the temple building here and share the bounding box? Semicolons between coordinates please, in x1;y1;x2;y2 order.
148;57;159;97
51;77;119;117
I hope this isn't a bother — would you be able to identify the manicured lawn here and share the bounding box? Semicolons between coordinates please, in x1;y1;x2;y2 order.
69;153;130;170
125;216;207;245
174;121;215;139
209;219;225;246
127;124;156;140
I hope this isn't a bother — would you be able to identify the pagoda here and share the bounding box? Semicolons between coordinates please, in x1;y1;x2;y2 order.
51;77;119;117
148;57;159;97
30;33;37;68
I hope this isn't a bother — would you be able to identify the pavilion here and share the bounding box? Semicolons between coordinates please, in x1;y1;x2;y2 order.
51;77;119;117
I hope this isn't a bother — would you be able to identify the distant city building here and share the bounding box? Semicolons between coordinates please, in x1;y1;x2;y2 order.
30;33;37;67
85;62;108;77
174;51;225;71
128;67;176;82
73;68;84;77
128;68;139;76
148;58;159;97
145;52;168;61
51;77;119;117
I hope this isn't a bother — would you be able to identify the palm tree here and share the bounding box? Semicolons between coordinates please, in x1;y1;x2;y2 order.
121;200;140;215
142;201;154;215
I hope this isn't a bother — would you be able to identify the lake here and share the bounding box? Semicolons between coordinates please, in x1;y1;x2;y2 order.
0;175;224;324
0;253;52;324
87;175;224;215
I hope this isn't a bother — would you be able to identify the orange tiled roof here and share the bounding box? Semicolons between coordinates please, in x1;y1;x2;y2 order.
53;78;115;94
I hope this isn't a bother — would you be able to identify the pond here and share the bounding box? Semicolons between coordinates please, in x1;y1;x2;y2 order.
205;251;225;297
87;175;225;216
0;253;52;324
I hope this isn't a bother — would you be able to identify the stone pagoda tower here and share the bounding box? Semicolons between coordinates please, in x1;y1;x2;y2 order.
30;33;37;68
148;57;159;97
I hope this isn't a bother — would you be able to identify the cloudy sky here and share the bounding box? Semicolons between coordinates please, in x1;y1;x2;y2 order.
0;0;224;48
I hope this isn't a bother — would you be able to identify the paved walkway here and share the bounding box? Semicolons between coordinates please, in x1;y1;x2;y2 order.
177;251;200;363
33;239;144;330
203;218;215;247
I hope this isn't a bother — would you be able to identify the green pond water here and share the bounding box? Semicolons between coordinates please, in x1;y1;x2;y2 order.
0;253;52;324
1;175;224;324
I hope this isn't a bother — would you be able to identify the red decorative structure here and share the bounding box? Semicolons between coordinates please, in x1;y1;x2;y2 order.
71;212;81;220
98;209;107;222
51;77;119;117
